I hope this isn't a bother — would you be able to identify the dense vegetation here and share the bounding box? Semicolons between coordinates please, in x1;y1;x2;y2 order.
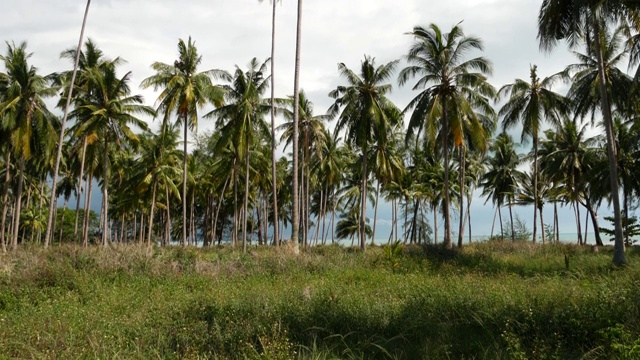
2;1;640;265
1;242;639;359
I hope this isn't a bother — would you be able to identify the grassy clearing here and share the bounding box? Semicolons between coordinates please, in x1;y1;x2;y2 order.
0;241;639;359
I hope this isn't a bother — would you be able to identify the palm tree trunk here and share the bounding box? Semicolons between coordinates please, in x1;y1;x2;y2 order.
147;179;157;246
182;116;188;247
58;200;68;244
360;150;368;251
540;205;546;245
574;202;582;245
45;0;91;249
242;145;250;253
442;103;452;249
432;204;438;245
1;152;11;253
509;201;515;241
553;202;560;243
372;180;380;246
82;174;93;247
269;0;279;247
498;206;503;240
585;200;603;246
532;136;538;243
490;206;497;239
290;0;303;254
102;142;109;247
213;173;230;247
457;146;465;248
74;136;88;237
165;185;171;246
11;156;26;250
584;207;589;244
592;19;625;265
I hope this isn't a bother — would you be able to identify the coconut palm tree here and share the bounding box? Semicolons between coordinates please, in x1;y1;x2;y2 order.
399;23;494;249
0;41;57;250
44;0;91;248
538;119;596;244
206;58;271;252
57;39;112;239
278;90;329;247
141;37;224;247
498;65;569;243
73;61;153;246
480;133;522;241
329;55;402;251
537;0;640;264
290;0;304;252
259;0;281;246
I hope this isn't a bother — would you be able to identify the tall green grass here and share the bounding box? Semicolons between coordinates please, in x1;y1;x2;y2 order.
0;241;638;359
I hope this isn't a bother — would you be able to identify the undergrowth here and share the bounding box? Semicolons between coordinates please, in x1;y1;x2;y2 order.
0;241;638;359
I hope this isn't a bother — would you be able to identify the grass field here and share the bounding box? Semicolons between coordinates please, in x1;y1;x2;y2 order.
1;241;639;359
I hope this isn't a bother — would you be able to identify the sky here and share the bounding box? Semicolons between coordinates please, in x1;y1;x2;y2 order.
0;0;616;242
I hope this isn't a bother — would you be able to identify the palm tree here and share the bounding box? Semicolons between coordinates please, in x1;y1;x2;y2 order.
278;90;328;247
537;0;640;264
0;41;57;250
480;133;522;241
43;0;91;248
399;23;493;249
132;125;182;245
206;58;271;252
329;55;402;251
290;0;304;252
538;119;596;244
259;0;281;246
57;39;111;239
141;37;224;247
73;61;153;246
498;65;569;243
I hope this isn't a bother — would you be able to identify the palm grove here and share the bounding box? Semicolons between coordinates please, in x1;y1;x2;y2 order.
1;0;639;266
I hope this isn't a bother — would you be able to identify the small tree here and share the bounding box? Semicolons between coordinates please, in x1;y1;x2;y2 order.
600;215;640;247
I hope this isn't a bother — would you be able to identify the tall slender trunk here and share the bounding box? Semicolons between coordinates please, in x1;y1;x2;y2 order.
372;181;380;246
442;103;452;249
147;179;157;246
490;206;497;239
539;205;546;244
101;142;109;247
585;199;603;246
432;204;438;245
269;0;279;247
182;115;188;247
58;200;68;244
165;185;171;245
242;144;250;253
574;202;583;245
74;136;88;237
213;173;230;247
509;201;515;241
233;162;239;248
593;19;625;265
498;206;503;240
11;156;25;250
360;151;368;251
290;0;303;254
457;146;465;248
584;207;589;244
1;152;11;253
45;0;92;248
532;136;538;243
553;202;560;243
82;174;93;247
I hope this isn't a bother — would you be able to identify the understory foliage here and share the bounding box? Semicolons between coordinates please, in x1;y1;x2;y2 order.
0;242;639;359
